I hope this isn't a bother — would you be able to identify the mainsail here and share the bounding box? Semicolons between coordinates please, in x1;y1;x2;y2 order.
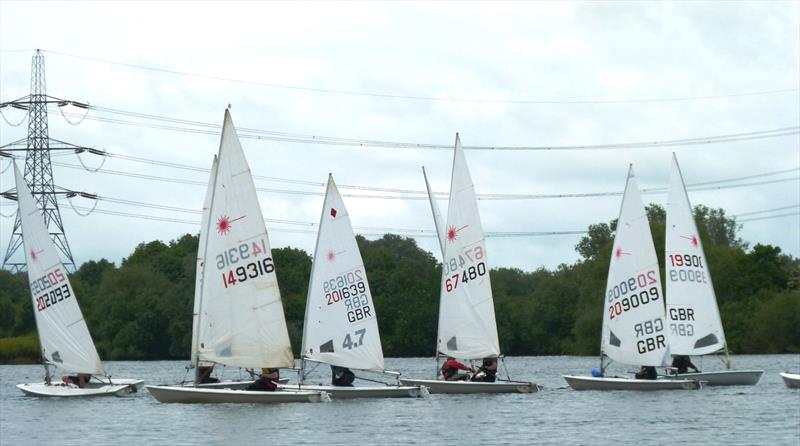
665;153;725;355
422;166;446;258
191;155;218;368
13;162;105;375
437;134;500;360
195;110;294;369
301;175;384;371
601;165;670;367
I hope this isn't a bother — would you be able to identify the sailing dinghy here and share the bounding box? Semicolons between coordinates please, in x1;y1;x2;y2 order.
12;162;143;397
563;165;701;391
780;373;800;389
146;110;327;404
280;175;425;399
659;153;763;386
400;134;539;394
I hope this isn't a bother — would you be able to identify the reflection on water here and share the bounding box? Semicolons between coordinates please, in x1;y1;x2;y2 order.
1;355;798;445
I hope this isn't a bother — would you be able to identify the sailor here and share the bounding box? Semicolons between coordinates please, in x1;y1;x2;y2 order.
196;366;220;384
62;373;90;388
440;356;475;381
671;355;700;374
470;357;498;383
245;368;279;391
331;366;356;387
634;366;657;380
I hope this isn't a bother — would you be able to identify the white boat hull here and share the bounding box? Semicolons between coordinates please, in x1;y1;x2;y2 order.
146;385;328;403
563;375;702;390
660;369;763;386
194;378;290;390
399;378;539;394
17;378;144;397
780;372;800;389
278;383;426;399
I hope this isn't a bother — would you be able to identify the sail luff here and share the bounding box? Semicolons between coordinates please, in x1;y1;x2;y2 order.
195;110;294;369
601;165;670;368
665;153;726;356
422;166;446;258
436;133;501;360
13;162;105;376
300;174;331;361
191;155;219;370
302;174;385;371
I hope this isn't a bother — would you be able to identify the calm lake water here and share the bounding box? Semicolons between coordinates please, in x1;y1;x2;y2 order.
1;355;798;445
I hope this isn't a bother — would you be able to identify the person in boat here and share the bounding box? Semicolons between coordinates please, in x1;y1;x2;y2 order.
331;365;356;387
245;368;279;391
671;355;700;374
635;366;657;380
61;373;90;388
196;365;220;384
441;356;476;381
470;357;498;383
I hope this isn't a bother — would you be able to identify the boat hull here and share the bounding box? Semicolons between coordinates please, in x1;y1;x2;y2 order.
194;378;290;390
399;378;539;394
278;383;426;399
660;369;763;386
780;373;800;389
563;375;702;390
145;385;328;403
17;379;144;397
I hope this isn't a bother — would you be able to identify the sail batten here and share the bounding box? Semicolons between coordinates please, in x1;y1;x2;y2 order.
302;175;385;372
13;163;105;376
665;153;725;355
601;165;670;367
436;134;500;360
195;110;294;369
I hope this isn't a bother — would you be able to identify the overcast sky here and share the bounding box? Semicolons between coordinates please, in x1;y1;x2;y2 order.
1;1;798;272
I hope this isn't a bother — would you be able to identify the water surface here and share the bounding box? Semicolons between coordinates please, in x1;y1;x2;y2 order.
1;355;798;445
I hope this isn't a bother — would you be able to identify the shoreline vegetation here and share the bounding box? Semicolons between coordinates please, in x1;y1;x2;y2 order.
1;204;798;363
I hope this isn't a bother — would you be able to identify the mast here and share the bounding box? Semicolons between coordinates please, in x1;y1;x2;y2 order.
600;164;634;375
299;173;332;384
422;166;446;258
192;156;219;384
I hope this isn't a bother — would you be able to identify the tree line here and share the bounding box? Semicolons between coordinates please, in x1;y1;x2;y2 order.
0;203;797;362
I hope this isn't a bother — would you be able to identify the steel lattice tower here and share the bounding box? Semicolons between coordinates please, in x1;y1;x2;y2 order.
2;50;77;272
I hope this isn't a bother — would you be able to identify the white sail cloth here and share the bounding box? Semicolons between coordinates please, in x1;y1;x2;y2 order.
191;155;218;368
422;166;446;258
436;134;500;360
195;110;294;369
601;166;670;367
302;175;385;371
13;162;105;375
665;153;726;355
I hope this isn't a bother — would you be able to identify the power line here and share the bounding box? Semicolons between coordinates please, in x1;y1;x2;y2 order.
737;212;800;223
732;204;800;218
54;106;800;151
39;157;800;201
43;50;800;105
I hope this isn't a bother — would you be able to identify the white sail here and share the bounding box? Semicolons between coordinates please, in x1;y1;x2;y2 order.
196;110;294;369
437;134;500;360
601;165;670;367
301;175;385;371
665;153;725;355
13;162;105;375
422;166;446;258
191;155;218;368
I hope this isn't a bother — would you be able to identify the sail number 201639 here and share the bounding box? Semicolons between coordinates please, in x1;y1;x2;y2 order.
323;267;373;324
